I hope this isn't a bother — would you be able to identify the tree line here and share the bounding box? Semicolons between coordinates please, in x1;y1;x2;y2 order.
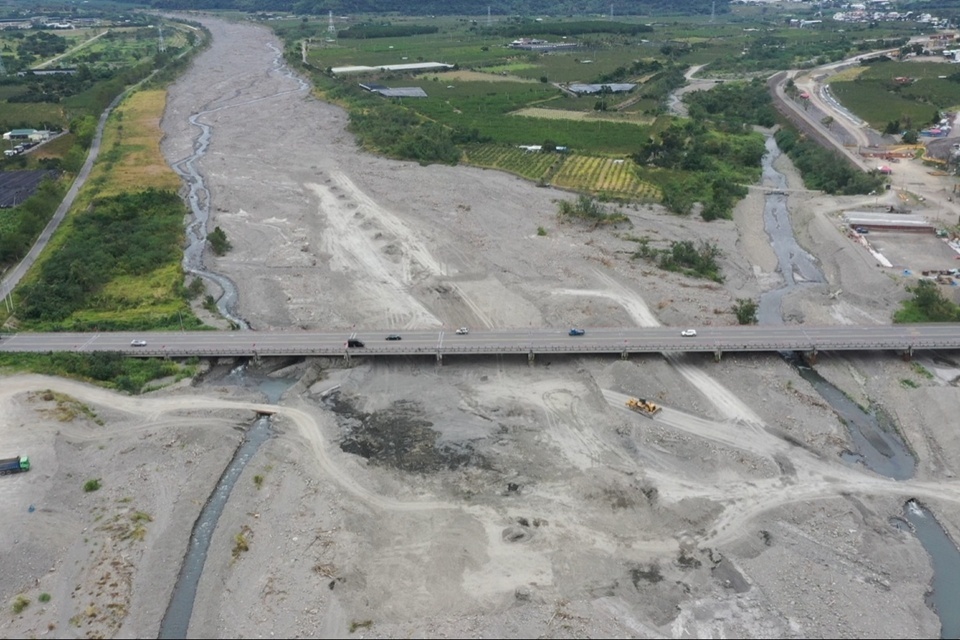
119;0;729;17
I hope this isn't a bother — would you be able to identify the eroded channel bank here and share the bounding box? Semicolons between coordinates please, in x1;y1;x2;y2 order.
757;134;957;635
158;371;295;639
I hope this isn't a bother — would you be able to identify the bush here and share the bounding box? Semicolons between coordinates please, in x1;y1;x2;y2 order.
12;595;30;614
208;226;232;255
894;280;960;323
733;298;759;324
83;478;101;492
38;593;51;603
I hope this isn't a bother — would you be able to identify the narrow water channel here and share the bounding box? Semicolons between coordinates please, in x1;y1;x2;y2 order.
757;134;958;634
158;372;295;639
756;134;914;477
159;38;310;638
172;42;308;329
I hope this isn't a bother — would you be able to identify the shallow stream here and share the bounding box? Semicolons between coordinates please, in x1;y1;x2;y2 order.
158;372;295;639
758;134;957;634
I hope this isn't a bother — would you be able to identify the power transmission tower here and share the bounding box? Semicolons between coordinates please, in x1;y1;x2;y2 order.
327;11;336;40
710;0;716;23
158;25;166;53
487;6;492;28
0;54;6;76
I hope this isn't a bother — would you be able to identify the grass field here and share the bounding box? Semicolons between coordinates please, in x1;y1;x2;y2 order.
12;88;196;331
81;89;182;200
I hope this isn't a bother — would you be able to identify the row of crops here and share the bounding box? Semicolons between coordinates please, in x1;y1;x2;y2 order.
461;145;661;201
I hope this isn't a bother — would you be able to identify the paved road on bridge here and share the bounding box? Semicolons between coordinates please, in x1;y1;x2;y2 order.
1;324;958;358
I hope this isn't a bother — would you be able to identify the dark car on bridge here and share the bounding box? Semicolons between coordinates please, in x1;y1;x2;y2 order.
347;339;365;348
569;328;585;336
385;334;402;341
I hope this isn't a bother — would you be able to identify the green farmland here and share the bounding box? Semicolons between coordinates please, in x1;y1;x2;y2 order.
830;61;960;130
273;11;927;214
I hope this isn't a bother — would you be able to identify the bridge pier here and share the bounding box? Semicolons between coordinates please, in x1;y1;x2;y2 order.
528;351;535;366
252;350;261;366
621;350;629;361
901;346;913;361
803;348;818;365
436;352;443;366
343;350;350;365
714;348;722;363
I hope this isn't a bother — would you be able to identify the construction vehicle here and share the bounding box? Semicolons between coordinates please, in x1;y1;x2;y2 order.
626;398;661;417
0;455;30;475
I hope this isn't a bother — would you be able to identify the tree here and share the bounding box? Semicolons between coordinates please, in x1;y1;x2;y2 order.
894;280;960;323
901;130;918;144
208;226;232;255
732;298;758;325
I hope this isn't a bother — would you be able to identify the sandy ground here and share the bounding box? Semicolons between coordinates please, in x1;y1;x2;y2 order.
3;15;960;640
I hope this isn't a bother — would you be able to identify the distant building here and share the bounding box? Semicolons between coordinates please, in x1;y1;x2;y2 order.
3;129;50;143
331;62;453;75
359;82;427;98
567;83;636;95
508;38;578;52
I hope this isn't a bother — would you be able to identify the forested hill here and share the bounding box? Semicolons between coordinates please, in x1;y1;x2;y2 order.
122;0;728;17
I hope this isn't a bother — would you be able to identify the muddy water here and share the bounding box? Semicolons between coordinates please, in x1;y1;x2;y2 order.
756;135;960;628
173;42;309;329
158;372;295;639
756;134;914;479
891;501;960;639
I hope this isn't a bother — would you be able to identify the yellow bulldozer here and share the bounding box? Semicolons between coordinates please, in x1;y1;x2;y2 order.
626;397;661;417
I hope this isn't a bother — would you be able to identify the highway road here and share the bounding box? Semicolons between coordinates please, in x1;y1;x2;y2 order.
1;325;958;358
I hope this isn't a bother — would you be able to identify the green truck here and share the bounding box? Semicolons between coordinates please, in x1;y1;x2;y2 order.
0;455;30;475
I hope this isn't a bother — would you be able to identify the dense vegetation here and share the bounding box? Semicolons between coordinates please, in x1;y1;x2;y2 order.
338;24;438;39
0;178;65;265
497;21;653;37
685;79;777;131
774;128;885;196
634;120;764;220
0;352;194;394
631;237;724;283
16;189;199;330
556;194;628;227
894;280;960;323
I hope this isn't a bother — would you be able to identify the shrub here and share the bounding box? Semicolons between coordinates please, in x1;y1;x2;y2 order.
83;478;101;492
733;298;759;325
38;593;51;603
12;595;30;614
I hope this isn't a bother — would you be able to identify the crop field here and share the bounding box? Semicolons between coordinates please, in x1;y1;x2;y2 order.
550;154;660;200
460;144;657;200
462;144;558;181
403;79;650;153
830;60;960;129
511;106;651;125
0;103;67;129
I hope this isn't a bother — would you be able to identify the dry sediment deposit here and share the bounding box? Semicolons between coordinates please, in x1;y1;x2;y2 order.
2;15;960;640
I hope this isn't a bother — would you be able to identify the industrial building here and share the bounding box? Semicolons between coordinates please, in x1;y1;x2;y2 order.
843;211;936;233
